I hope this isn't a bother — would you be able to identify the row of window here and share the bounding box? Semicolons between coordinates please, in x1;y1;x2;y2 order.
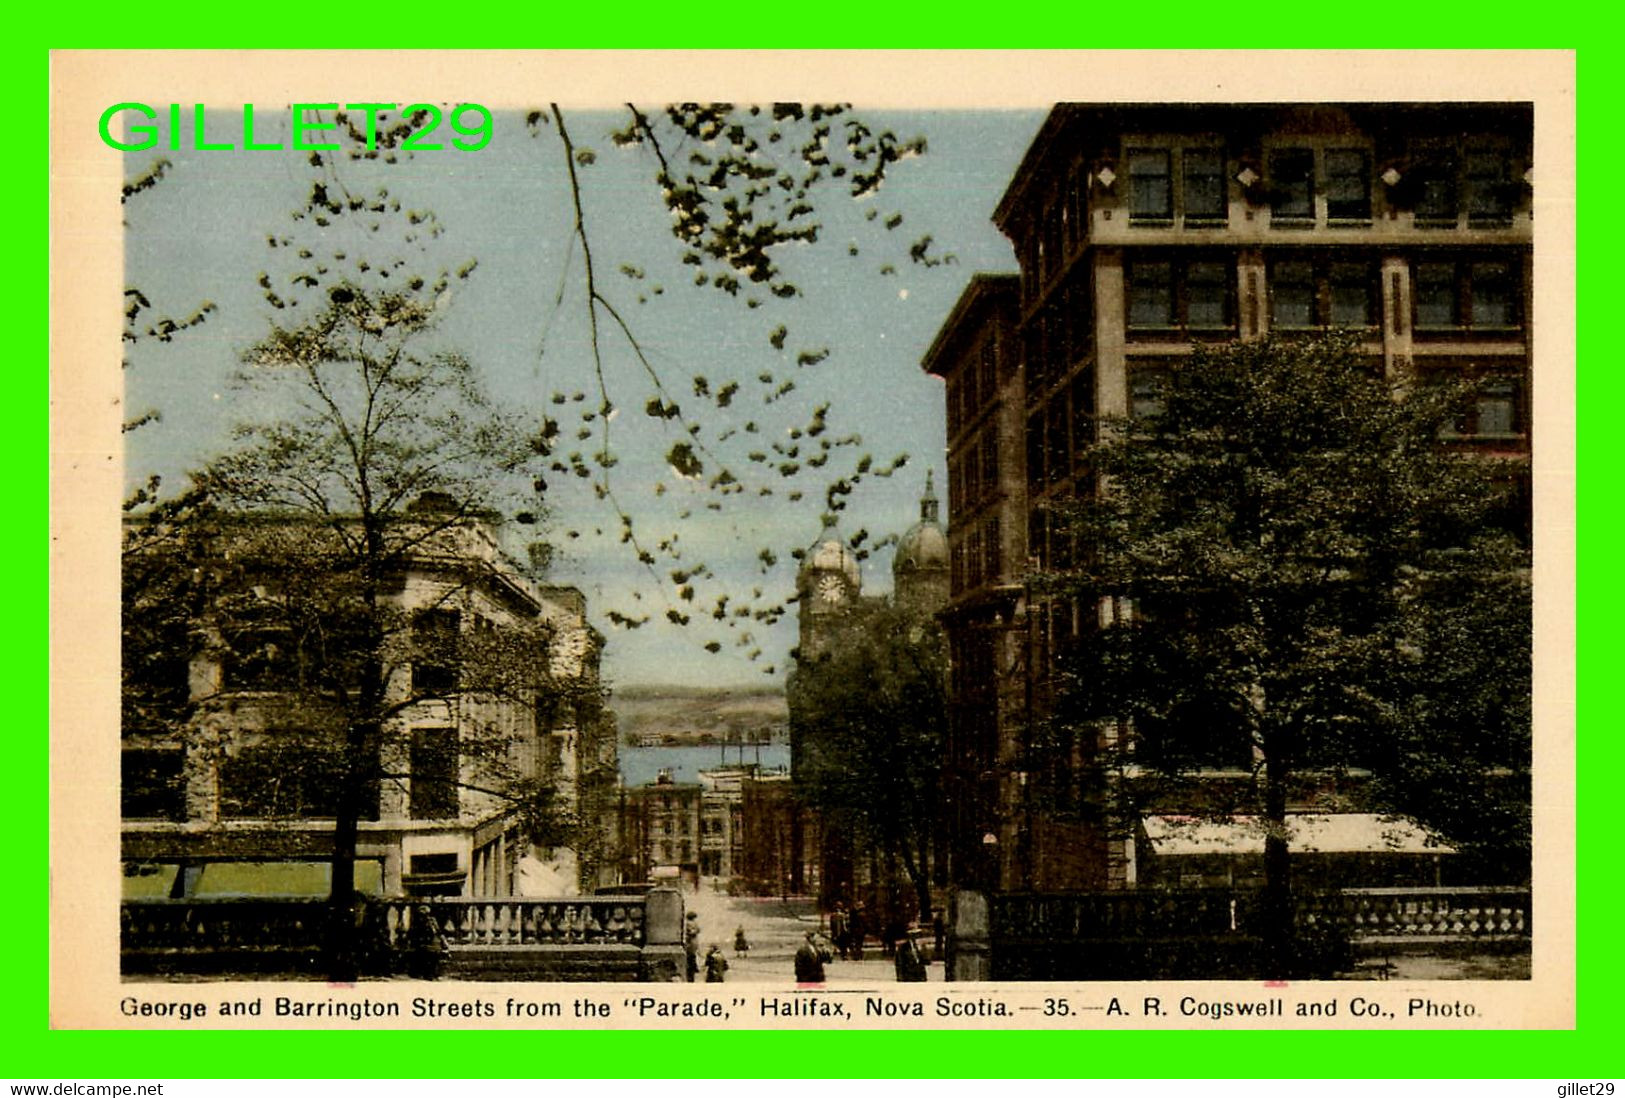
1018;138;1525;308
1123;253;1522;335
1026;376;1094;492
120;731;462;822
1125;144;1518;226
950;517;1003;594
945;338;1001;440
949;430;1001;515
1126;358;1527;440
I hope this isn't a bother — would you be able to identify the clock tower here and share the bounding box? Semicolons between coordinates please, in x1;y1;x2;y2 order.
795;515;861;662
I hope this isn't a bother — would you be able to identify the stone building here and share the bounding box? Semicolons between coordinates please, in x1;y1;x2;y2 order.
616;765;760;885
924;103;1532;895
121;508;614;901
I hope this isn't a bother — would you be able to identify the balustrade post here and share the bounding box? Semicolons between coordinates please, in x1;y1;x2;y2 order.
949;890;990;982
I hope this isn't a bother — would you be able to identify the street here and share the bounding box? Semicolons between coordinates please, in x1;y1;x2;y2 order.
680;889;942;986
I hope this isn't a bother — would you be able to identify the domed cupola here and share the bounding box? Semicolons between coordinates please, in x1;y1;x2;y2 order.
893;472;951;616
894;471;949;577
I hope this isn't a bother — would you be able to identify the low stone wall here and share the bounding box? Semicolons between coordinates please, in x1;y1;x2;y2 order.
121;889;687;981
948;885;1532;982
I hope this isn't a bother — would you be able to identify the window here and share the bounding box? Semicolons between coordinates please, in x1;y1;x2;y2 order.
1127;260;1173;328
121;748;185;820
410;853;458;876
1070;372;1095;456
411;608;460;694
1412;257;1521;332
1414;261;1458;327
1269;256;1378;330
1028;508;1049;572
1414;153;1458;224
1128;365;1168;423
219;742;347;819
1067;165;1088;246
1475;378;1518;436
1182;149;1226;222
410;727;459;820
220;622;298;691
1328;262;1375;327
1270;260;1316;329
1465;149;1513;224
1269;149;1315;220
1427;368;1525;439
1126;254;1234;333
1185;261;1229;329
1128;149;1172;221
979;431;999;493
1026;412;1045;493
1324;149;1371;221
1046;401;1069;487
1470;261;1514;328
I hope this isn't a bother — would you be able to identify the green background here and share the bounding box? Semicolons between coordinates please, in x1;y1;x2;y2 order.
23;29;1594;1080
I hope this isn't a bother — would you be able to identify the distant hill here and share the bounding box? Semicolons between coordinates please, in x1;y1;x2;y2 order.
609;684;788;746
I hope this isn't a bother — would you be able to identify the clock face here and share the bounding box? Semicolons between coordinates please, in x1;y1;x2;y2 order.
816;574;846;604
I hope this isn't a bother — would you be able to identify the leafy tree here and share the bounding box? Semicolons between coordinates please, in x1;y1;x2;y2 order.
1048;332;1530;976
789;602;947;923
122;103;949;971
177;179;573;973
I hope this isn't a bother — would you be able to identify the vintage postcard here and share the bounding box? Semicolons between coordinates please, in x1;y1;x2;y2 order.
49;49;1575;1030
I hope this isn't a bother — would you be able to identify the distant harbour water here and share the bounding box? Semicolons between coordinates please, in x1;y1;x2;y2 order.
618;743;791;788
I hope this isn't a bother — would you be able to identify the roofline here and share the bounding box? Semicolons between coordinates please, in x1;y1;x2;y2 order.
992;105;1075;232
921;272;1021;376
991;101;1536;231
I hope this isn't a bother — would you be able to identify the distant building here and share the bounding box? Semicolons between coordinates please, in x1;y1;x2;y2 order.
924;103;1530;894
121;507;613;901
617;764;784;886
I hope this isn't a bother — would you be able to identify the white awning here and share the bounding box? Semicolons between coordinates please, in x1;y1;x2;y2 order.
1142;814;1451;856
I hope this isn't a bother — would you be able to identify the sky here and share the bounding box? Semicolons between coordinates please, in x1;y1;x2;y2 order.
123;106;1047;688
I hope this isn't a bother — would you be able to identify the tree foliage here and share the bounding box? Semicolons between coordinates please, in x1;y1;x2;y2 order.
165;102;945;672
1048;333;1530;971
789;603;947;920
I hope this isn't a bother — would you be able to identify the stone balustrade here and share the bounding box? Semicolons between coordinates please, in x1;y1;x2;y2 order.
991;888;1242;942
122;897;331;952
121;889;688;980
376;897;649;949
1299;886;1530;941
955;884;1532;981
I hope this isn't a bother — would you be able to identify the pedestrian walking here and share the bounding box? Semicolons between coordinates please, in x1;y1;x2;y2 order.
684;911;700;983
829;903;849;960
895;930;928;982
794;930;827;984
405;903;446;980
734;926;750;955
705;945;729;983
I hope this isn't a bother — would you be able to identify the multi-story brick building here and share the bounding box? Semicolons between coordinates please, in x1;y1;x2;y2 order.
925;103;1533;894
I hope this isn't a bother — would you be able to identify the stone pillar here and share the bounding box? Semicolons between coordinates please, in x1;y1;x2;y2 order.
1238;247;1266;341
949;889;990;982
640;887;687;982
1381;254;1413;380
1092;249;1127;419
